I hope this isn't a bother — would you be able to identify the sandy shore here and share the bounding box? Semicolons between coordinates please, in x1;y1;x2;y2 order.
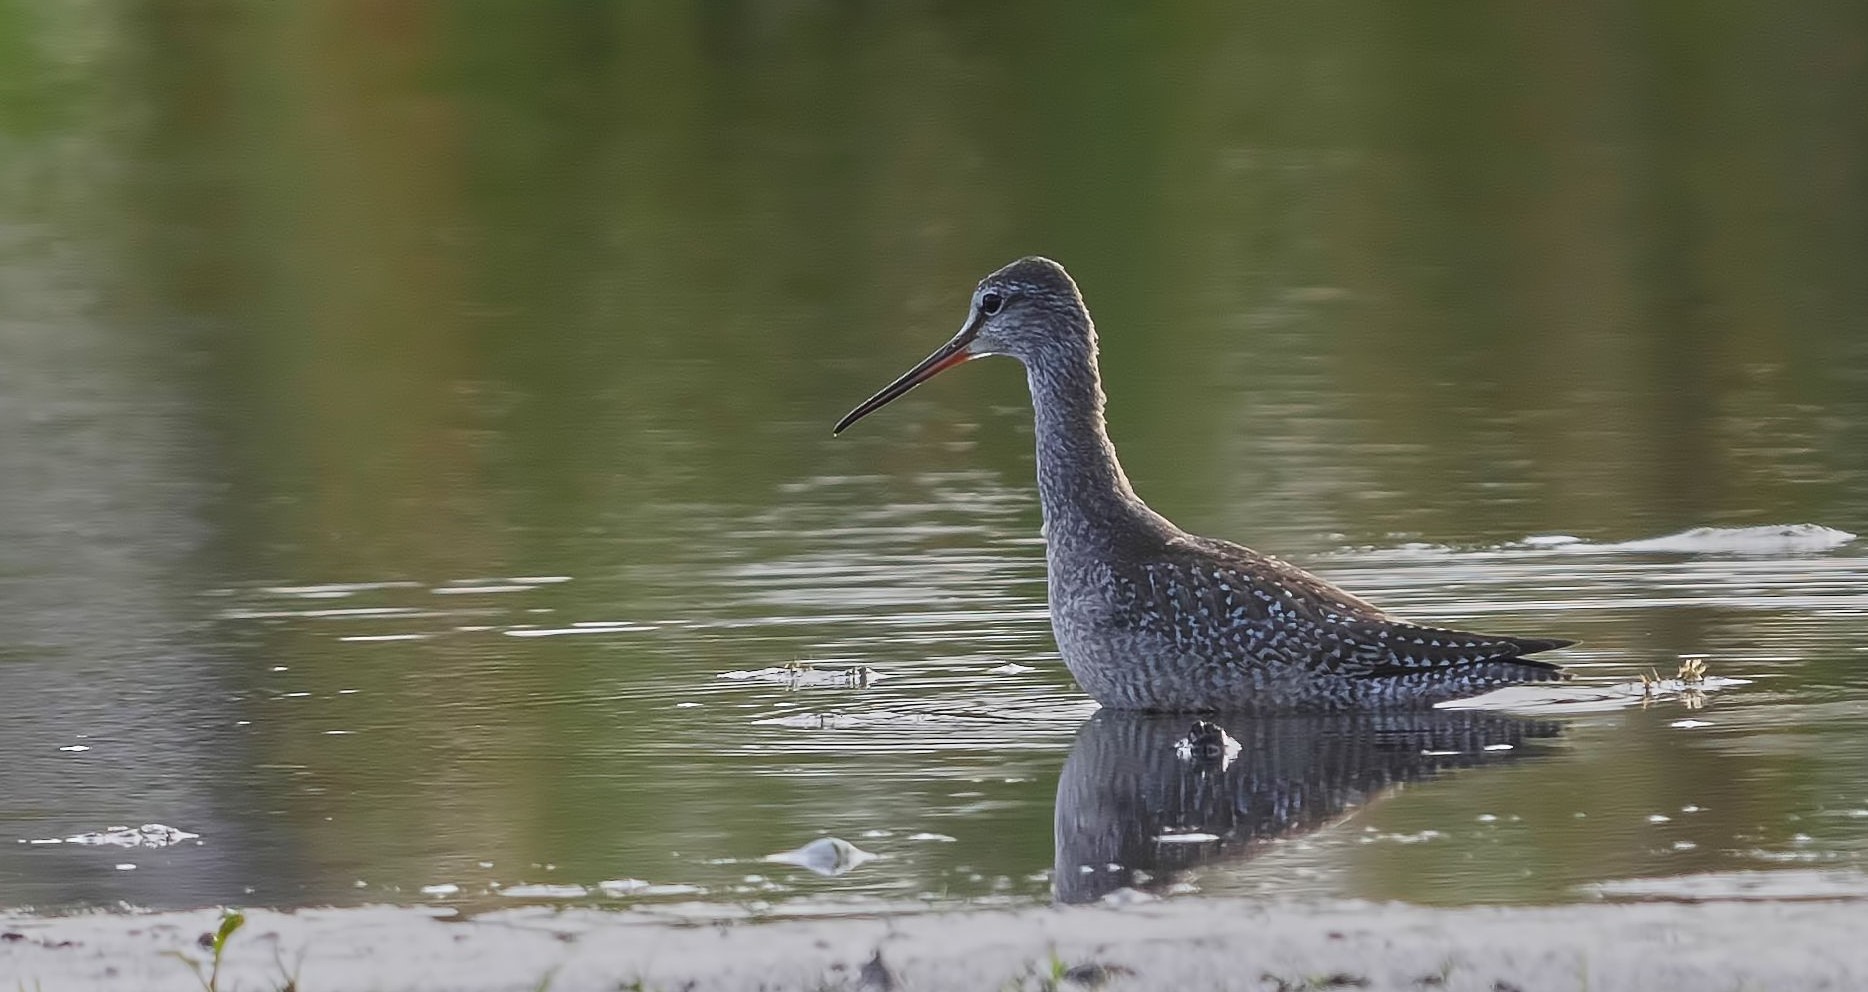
5;891;1866;992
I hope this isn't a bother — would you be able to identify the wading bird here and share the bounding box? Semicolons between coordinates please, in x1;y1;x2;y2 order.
835;257;1571;711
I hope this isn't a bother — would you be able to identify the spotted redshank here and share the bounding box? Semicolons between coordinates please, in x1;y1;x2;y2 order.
834;257;1572;711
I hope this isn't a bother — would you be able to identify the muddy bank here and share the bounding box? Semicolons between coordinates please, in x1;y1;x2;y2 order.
5;891;1866;992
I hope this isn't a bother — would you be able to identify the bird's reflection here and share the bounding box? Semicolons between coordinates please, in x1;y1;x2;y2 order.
1053;709;1562;903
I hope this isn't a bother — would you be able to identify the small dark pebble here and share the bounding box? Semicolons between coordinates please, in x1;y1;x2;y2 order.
1063;962;1136;988
1263;974;1367;992
859;949;897;992
1492;982;1526;992
197;931;216;949
1;932;25;942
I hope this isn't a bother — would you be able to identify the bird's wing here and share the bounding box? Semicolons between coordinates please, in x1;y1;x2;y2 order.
1133;536;1572;678
1329;620;1572;679
1168;534;1390;618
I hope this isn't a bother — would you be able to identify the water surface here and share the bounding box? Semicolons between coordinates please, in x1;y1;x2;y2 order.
2;2;1866;917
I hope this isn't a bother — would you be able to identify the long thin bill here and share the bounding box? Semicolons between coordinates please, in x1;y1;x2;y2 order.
832;322;980;435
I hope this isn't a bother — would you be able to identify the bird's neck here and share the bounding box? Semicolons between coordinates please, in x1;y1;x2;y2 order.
1025;342;1154;551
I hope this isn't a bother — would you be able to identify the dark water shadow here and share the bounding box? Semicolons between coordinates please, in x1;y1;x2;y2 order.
1053;709;1564;904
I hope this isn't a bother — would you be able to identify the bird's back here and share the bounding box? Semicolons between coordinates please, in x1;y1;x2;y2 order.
1047;525;1570;712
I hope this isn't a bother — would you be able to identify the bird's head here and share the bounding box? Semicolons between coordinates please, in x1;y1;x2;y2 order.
834;256;1091;435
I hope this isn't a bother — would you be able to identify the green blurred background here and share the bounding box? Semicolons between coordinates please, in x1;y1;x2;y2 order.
2;1;1865;912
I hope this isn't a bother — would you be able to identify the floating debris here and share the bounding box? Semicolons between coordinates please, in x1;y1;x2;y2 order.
420;883;461;896
765;837;876;876
986;663;1036;675
720;664;882;688
54;824;201;849
1439;673;1748;713
1173;721;1241;767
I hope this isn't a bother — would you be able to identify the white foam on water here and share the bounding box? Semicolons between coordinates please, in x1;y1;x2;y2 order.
219;606;424;620
260;581;423;597
1565;524;1855;556
504;622;656;638
498;883;588;899
1586;868;1868;901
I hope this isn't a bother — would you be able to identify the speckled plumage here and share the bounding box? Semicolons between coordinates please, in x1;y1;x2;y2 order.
837;256;1573;712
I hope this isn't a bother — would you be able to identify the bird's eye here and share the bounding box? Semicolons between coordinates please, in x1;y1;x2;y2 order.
979;292;1004;315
